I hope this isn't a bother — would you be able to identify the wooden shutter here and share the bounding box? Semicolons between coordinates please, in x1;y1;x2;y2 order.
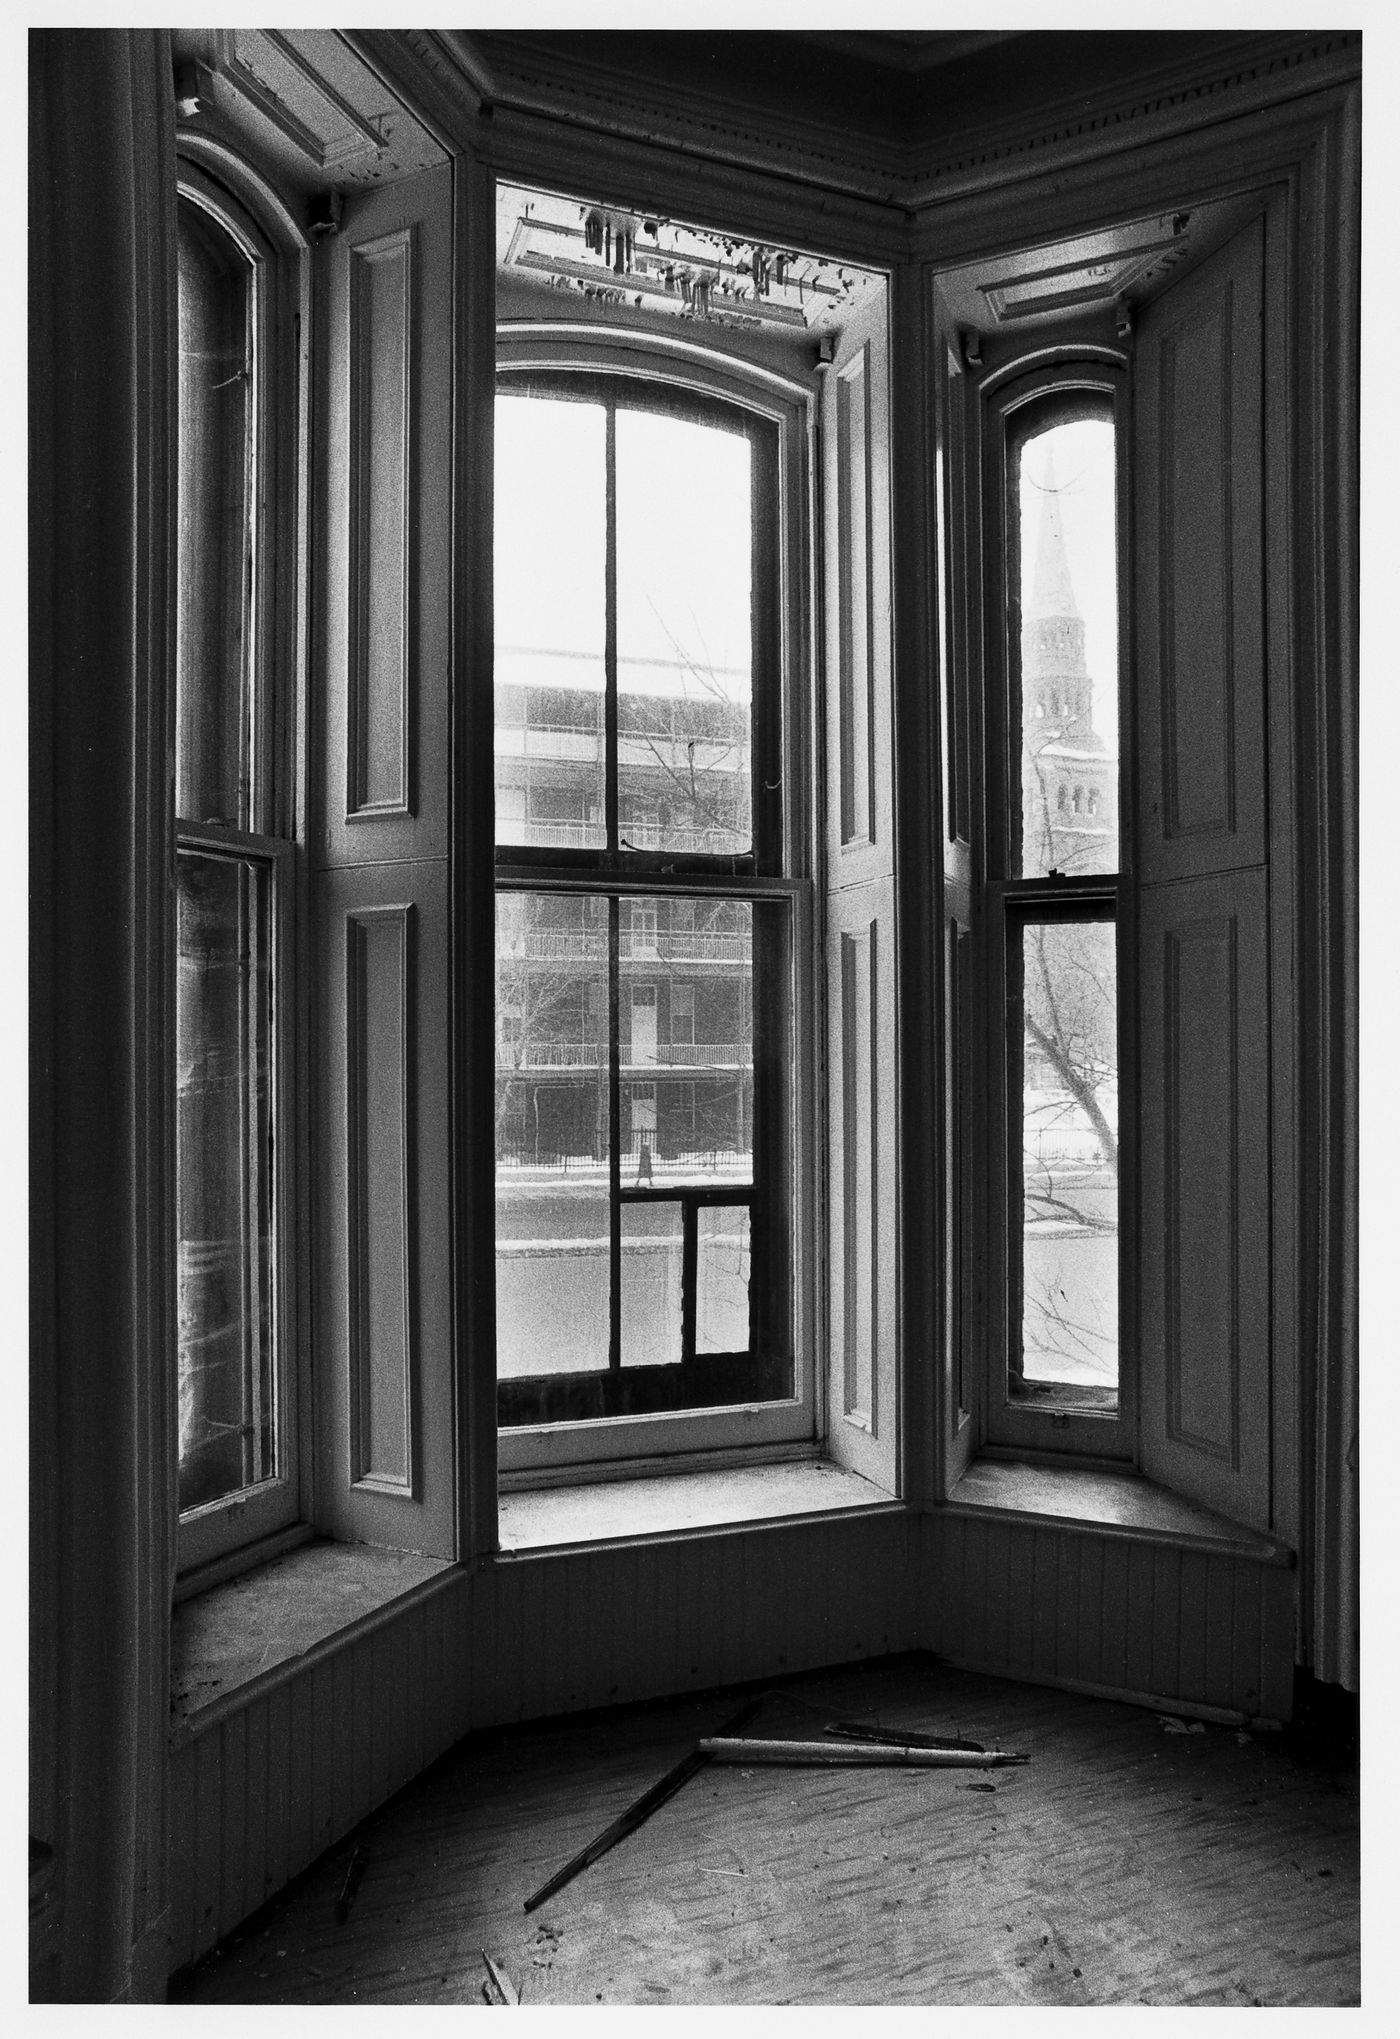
821;287;900;1494
1132;214;1274;1531
313;163;456;1555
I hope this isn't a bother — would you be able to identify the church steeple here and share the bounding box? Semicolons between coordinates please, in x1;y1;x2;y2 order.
1029;446;1081;624
1023;442;1097;747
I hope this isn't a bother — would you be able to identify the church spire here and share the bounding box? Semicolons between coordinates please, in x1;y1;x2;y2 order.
1028;444;1081;622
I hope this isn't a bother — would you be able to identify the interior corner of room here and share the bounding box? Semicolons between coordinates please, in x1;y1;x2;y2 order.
30;23;1360;2007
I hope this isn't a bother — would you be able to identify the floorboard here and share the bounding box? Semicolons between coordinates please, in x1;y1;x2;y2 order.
170;1657;1359;2007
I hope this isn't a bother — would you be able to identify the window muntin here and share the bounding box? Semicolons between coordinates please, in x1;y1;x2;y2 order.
174;180;297;1556
494;367;792;1443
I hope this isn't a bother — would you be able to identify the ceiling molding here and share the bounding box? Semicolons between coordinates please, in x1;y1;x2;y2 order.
424;29;1359;213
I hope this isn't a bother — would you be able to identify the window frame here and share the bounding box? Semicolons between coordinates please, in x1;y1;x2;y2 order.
975;354;1137;1465
493;328;817;1480
174;155;309;1578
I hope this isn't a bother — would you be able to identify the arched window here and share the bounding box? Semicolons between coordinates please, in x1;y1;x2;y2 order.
493;355;795;1440
174;165;302;1570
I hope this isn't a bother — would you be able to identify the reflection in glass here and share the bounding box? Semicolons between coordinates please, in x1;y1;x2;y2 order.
494;394;607;848
495;892;610;1379
1017;918;1119;1401
617;408;752;855
620;1203;684;1368
697;1205;751;1355
176;198;254;829
1017;416;1118;879
176;851;275;1511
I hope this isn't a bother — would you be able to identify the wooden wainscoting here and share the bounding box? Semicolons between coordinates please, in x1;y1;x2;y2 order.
165;1506;916;1971
922;1505;1295;1724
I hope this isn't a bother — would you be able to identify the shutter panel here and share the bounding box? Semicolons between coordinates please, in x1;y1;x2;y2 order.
1133;215;1273;1530
822;287;900;1493
313;164;456;1555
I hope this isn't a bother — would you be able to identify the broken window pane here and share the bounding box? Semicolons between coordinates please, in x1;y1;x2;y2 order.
620;1202;684;1368
696;1204;751;1355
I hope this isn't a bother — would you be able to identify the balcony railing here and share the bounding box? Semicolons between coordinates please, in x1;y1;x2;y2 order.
498;930;751;965
619;931;750;963
497;1041;751;1073
495;818;750;856
626;1043;750;1069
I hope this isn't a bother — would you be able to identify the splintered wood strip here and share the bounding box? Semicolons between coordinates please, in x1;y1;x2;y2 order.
171;1661;1358;2008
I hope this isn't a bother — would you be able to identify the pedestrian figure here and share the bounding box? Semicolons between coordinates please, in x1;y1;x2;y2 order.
636;1136;654;1188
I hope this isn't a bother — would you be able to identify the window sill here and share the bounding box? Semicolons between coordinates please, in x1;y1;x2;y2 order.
946;1458;1293;1565
170;1538;454;1735
497;1458;898;1553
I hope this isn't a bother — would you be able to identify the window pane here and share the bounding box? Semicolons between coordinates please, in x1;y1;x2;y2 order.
617;408;752;855
697;1205;751;1355
1017;918;1119;1403
620;1202;683;1367
1017;416;1117;878
621;897;753;1189
495;394;607;848
176;851;275;1511
176;199;254;829
495;892;610;1378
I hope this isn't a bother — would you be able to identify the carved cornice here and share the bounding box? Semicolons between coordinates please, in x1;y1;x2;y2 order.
422;28;1360;213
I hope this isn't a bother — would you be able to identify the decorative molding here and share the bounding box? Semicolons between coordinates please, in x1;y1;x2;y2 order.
347;225;415;824
415;30;1360;214
216;29;386;172
345;903;418;1500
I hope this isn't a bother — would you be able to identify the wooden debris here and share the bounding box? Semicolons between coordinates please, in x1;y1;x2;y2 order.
825;1718;986;1753
523;1690;770;1913
333;1846;367;1924
481;1950;520;2004
698;1737;1028;1769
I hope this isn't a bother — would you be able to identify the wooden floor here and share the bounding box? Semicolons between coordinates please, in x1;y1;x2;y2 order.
171;1656;1359;2007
